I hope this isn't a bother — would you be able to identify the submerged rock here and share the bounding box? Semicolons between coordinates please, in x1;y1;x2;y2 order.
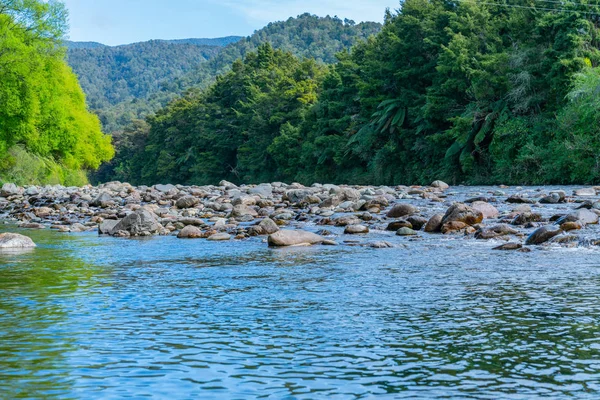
207;232;231;241
0;233;36;248
493;243;523;251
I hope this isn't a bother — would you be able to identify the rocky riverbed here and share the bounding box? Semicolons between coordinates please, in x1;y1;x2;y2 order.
1;180;600;249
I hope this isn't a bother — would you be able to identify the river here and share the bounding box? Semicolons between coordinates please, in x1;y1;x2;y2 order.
2;186;600;398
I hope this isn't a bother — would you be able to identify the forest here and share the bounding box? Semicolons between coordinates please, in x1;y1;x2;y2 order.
98;0;600;186
0;0;113;186
67;14;381;136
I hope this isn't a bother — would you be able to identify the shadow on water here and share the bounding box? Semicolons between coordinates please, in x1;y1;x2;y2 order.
0;227;107;399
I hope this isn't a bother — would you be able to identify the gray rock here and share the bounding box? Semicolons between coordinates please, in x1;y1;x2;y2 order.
475;224;518;240
0;233;36;248
1;183;20;197
90;192;113;207
493;243;523;251
268;230;325;247
231;205;258;218
207;232;231;241
525;225;562;245
539;193;560;204
99;220;119;235
396;227;417;236
177;225;203;238
574;188;596;196
176;196;199;209
258;217;279;235
368;241;395;248
155;184;176;193
344;224;369;234
430;180;449;190
112;209;161;236
471;201;499;219
387;203;418;218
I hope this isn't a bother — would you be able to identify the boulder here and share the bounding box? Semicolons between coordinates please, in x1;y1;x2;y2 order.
111;209;161;236
511;212;543;226
344;224;369;234
154;184;176;193
386;203;418;218
424;214;444;233
386;220;412;231
441;221;469;234
430;180;449;190
396;227;417;236
539;193;560;204
231;205;258;218
219;180;238;189
98;220;119;235
176;196;199;209
574;188;596;196
207;232;231;241
474;224;518;240
177;225;203;239
284;189;314;204
258;218;279;235
471;201;499;219
441;203;483;226
406;216;428;231
90;192;113;207
267;230;325;247
1;183;20;197
525;225;562;245
0;233;36;248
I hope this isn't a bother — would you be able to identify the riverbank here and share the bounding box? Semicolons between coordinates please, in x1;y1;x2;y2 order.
1;180;600;249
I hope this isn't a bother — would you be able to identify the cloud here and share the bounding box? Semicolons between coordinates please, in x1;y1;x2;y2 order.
212;0;399;25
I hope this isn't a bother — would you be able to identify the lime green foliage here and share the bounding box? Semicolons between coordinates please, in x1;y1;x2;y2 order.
101;1;600;185
0;0;114;185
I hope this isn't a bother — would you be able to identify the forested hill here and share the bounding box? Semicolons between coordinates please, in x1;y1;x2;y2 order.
98;0;600;187
66;40;225;131
68;14;382;135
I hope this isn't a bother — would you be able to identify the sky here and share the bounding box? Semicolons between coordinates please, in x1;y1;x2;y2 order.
63;0;400;46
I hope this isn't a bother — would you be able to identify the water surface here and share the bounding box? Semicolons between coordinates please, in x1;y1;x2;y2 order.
2;186;600;399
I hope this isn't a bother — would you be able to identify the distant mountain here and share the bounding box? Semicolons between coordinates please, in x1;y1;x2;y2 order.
68;14;381;134
162;36;243;47
65;41;106;49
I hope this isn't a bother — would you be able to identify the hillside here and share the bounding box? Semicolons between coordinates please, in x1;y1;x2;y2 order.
68;14;381;135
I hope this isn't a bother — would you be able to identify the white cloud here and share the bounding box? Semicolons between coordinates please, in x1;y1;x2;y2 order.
213;0;399;26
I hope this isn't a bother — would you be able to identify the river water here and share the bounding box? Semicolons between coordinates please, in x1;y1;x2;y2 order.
2;186;600;399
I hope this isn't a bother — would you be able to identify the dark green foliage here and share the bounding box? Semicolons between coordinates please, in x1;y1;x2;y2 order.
101;1;600;186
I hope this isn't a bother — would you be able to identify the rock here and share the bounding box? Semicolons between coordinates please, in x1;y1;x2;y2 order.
1;183;20;197
0;233;36;248
249;185;272;198
493;243;523;251
176;196;199;209
406;216;428;231
177;225;203;238
154;184;176;193
511;212;543;226
19;223;45;229
551;235;578;245
207;232;231;241
267;230;325;247
113;230;131;238
331;187;361;202
507;195;536;204
69;223;88;232
560;221;582;232
525;225;562;245
231;204;258;218
99;220;119;235
539;193;560;204
574;188;596;196
258;218;279;234
386;220;412;231
284;189;314;204
471;201;499;219
90;192;113;207
344;224;369;234
441;203;483;226
112;209;161;236
334;215;362;227
475;224;518;239
396;227;417;236
387;203;418;218
570;209;598;225
424;214;444;233
441;221;468;234
219;180;238;189
369;241;394;248
430;180;449;190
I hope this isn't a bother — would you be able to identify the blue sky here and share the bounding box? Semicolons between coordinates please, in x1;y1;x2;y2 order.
63;0;400;46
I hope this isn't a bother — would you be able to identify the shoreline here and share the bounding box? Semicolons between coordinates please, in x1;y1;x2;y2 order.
1;180;600;249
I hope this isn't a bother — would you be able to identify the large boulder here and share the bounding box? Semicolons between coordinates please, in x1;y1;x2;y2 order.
176;196;199;209
268;230;325;247
525;225;562;245
112;209;162;236
441;203;483;226
424;214;444;233
471;201;499;219
177;225;203;239
1;183;20;197
0;233;36;248
387;203;418;218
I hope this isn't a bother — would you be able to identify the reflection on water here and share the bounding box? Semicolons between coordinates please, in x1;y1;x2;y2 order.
2;207;600;398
